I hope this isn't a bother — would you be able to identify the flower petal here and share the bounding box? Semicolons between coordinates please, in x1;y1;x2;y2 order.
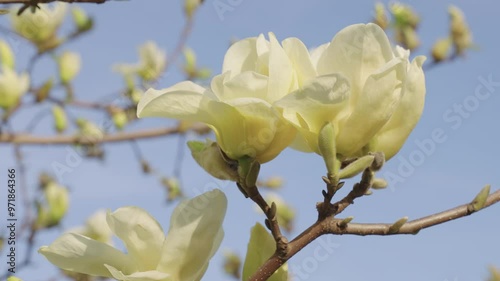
106;207;165;271
336;58;406;156
222;37;258;75
38;233;136;277
371;56;426;159
157;189;227;281
267;32;294;101
211;71;269;101
317;23;394;95
282;37;317;87
136;81;212;121
275;74;350;153
105;265;172;281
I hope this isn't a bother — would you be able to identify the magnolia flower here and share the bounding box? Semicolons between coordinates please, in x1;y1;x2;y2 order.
367;47;425;159
69;210;113;245
276;23;425;159
0;68;30;110
138;33;299;163
11;3;67;49
114;41;166;83
58;51;81;84
0;40;15;69
39;189;227;281
137;41;167;82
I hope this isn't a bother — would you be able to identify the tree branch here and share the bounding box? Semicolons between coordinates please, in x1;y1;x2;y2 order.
0;0;107;4
249;189;500;281
0;123;210;145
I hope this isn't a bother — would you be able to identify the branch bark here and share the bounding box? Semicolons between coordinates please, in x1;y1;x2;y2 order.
0;124;209;145
249;189;500;281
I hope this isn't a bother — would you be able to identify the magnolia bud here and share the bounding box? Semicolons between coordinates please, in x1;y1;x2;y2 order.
71;7;93;32
223;250;242;280
0;68;30;110
161;177;183;201
431;38;452;62
52;105;68;133
188;139;239;181
7;277;23;281
318;122;339;176
449;5;473;55
0;40;14;69
112;109;128;130
58;51;81;84
338;155;375;179
373;3;388;30
184;0;203;19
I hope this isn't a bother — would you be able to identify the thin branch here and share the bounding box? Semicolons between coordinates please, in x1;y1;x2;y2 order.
0;123;209;145
249;189;500;281
0;0;108;4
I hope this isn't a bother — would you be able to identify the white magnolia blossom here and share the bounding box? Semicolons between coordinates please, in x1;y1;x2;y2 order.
39;189;227;281
138;23;425;166
0;68;30;110
11;3;67;45
137;41;167;81
275;23;426;159
137;33;300;163
68;210;113;245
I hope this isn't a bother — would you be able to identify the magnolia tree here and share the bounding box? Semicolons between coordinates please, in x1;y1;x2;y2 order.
0;1;499;281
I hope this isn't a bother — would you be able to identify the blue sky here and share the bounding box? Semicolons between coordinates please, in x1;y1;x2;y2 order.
1;0;499;280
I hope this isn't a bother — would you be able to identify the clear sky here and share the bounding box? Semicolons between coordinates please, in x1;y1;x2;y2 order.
1;0;499;280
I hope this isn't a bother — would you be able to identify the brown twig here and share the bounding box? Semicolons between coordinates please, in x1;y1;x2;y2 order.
0;123;209;145
249;189;500;281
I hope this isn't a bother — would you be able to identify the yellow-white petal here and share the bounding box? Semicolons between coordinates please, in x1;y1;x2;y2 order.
275;74;350;153
317;23;395;95
106;207;165;271
38;233;136;277
282;37;317;87
267;32;294;101
137;81;211;121
105;265;171;281
157;189;227;281
370;56;426;159
222;37;258;75
336;58;406;156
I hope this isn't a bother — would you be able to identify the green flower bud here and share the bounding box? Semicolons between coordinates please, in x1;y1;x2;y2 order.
223;250;242;280
112;109;128;130
161;177;183;202
390;3;420;28
35;182;69;229
188;139;239;181
338;155;375;179
71;7;93;32
431;38;452;62
58;51;81;84
0;68;29;110
373;2;388;30
52;105;68;133
318;122;339;176
184;0;203;19
449;5;473;55
35;77;54;103
7;276;23;281
0;40;15;69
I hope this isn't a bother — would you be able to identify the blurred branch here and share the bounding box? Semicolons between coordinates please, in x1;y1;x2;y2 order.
250;189;500;281
0;123;210;145
0;0;107;4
